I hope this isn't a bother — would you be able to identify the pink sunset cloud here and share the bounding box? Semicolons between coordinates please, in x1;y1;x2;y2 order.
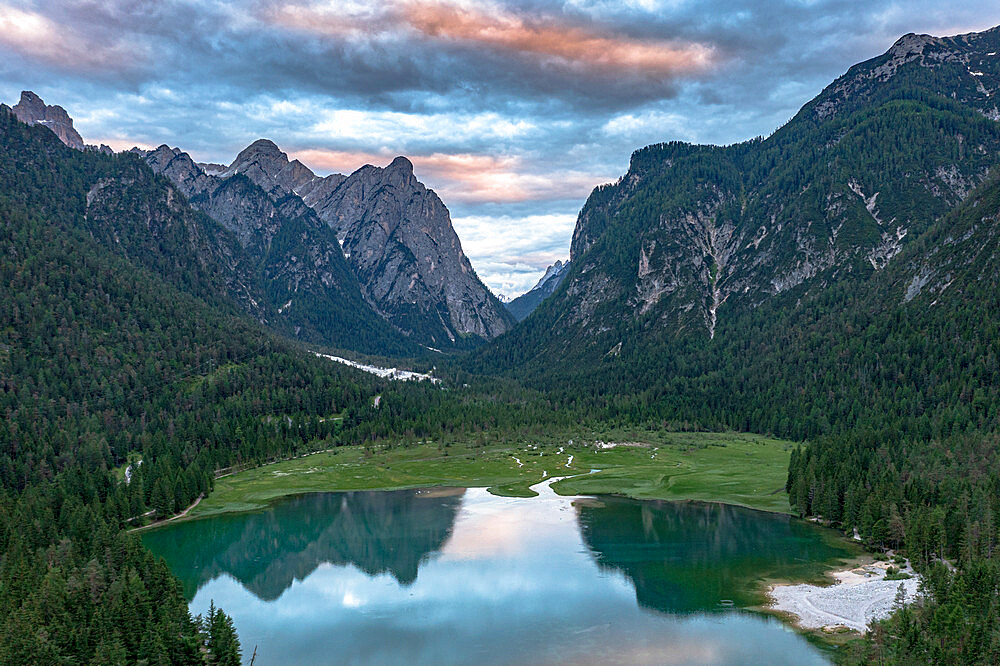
294;148;612;205
269;0;716;77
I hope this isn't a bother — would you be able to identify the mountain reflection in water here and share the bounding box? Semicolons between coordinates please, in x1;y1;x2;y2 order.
144;480;850;665
142;488;465;600
577;496;853;613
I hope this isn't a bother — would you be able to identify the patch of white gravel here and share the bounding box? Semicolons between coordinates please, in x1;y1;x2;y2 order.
769;561;921;633
312;351;439;383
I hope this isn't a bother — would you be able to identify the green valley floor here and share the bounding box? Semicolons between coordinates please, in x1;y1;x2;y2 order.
188;431;795;519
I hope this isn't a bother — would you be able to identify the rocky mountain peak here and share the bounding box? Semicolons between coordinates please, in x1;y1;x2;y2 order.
148;144;180;162
295;153;513;342
811;24;1000;122
541;260;565;280
887;32;940;58
381;156;416;188
226;138;324;195
141;133;509;346
233;138;283;164
11;91;85;149
387;155;414;174
228;138;287;179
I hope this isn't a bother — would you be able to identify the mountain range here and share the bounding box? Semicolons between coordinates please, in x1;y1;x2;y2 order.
11;91;512;354
221;140;512;344
6;22;1000;665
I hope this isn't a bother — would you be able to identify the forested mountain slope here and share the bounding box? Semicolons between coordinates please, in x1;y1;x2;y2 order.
0;107;399;662
787;171;1000;663
478;26;1000;372
470;26;1000;662
468;25;1000;461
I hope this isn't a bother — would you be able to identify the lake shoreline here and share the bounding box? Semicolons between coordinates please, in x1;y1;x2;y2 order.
763;556;921;636
143;477;840;665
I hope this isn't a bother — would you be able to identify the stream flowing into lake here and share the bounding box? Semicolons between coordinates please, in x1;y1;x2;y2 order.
143;479;855;665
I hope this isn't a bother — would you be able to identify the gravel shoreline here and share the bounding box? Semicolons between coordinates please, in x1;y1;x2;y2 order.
769;560;921;634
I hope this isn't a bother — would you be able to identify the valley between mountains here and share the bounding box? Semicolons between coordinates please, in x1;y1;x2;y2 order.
4;21;1000;666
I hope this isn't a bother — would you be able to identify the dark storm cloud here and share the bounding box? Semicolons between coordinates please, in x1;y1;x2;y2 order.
1;0;998;294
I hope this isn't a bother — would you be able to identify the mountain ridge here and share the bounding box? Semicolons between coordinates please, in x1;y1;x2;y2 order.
223;140;514;345
6;91;511;353
476;22;1000;375
136;142;411;354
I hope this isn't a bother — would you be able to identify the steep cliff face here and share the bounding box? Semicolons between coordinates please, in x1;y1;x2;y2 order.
140;144;412;354
225;140;513;345
11;91;85;149
475;25;1000;371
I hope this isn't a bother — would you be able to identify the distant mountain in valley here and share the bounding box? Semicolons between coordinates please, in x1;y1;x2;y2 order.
505;260;570;321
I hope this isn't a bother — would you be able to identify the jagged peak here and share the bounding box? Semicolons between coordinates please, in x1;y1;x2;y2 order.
344;157;418;183
247;137;281;151
17;90;45;108
10;90;84;149
532;260;569;291
151;144;181;155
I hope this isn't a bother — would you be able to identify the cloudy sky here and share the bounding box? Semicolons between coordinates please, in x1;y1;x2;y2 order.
2;1;998;296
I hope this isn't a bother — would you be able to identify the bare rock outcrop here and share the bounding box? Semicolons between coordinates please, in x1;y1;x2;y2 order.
225;141;513;344
12;91;85;149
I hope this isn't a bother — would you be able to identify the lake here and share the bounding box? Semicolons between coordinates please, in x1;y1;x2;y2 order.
142;478;856;665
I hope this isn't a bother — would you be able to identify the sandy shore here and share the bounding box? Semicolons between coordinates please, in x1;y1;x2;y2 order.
769;560;921;633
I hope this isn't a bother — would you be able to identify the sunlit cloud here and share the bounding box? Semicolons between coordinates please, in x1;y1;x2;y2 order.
294;148;395;174
400;1;715;74
270;0;716;77
268;1;393;40
292;147;610;206
0;4;145;73
309;108;536;147
452;213;576;296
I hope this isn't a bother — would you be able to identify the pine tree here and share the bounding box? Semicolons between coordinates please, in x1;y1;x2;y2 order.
204;601;241;666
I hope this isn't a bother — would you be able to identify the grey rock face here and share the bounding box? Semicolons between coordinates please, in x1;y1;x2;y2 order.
226;142;512;344
12;91;85;149
139;143;405;352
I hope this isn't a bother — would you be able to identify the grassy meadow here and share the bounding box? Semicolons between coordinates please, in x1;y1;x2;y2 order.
188;431;796;519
